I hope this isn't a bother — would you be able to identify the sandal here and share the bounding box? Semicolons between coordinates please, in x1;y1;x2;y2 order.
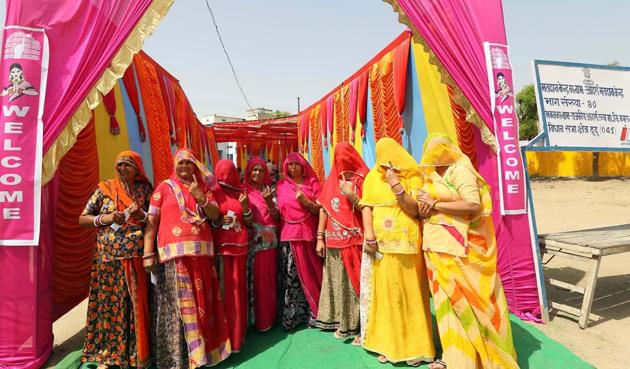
96;365;108;369
406;359;424;367
378;355;388;364
428;359;447;369
351;335;362;346
333;329;349;340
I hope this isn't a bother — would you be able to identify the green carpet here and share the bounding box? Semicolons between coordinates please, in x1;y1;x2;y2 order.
63;314;594;369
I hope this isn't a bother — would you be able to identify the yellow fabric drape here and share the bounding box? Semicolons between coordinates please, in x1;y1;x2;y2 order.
412;41;457;142
42;0;174;185
94;84;131;181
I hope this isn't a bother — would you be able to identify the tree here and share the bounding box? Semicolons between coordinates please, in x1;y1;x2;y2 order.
272;110;293;118
515;84;539;140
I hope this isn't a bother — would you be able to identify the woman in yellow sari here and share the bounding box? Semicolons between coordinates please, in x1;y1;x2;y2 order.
360;138;435;366
417;135;519;369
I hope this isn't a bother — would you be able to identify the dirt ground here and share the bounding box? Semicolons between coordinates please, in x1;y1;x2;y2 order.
45;179;630;369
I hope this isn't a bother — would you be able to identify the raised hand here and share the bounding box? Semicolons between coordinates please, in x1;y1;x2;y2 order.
189;175;205;203
239;189;250;211
262;186;275;202
339;180;354;197
295;188;306;203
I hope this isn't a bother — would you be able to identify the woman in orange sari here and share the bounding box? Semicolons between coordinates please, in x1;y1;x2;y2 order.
78;151;153;369
143;149;231;369
417;135;518;369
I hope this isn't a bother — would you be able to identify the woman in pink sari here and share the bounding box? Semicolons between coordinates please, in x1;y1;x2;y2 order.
276;152;323;329
243;158;280;331
212;159;252;353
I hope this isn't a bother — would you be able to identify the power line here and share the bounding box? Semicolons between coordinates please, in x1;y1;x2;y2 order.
203;0;254;111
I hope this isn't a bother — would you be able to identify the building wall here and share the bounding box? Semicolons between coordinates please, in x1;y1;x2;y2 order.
525;151;630;177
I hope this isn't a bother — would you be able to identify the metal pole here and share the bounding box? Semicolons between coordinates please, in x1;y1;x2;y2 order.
297;97;301;114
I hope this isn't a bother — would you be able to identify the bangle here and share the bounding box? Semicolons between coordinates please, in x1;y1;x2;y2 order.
142;253;154;259
198;197;209;208
431;201;438;210
93;215;101;227
389;182;402;189
316;231;325;235
243;210;253;219
365;239;377;245
393;188;405;196
139;211;148;223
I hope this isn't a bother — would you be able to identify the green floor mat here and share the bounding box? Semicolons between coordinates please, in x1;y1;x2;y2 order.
59;315;593;369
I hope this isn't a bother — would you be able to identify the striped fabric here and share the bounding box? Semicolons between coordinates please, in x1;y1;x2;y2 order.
425;223;519;369
174;261;208;368
158;241;213;262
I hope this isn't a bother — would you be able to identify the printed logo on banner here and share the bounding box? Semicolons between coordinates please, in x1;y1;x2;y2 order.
0;26;48;246
484;42;527;216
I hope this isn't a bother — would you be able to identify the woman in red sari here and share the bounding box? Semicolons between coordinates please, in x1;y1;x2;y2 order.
212;159;252;352
243;158;280;331
314;143;367;343
143;149;231;369
277;153;323;328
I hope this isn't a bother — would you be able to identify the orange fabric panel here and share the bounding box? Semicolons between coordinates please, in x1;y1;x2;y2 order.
334;85;350;145
309;105;325;182
369;52;402;144
52;117;99;309
448;86;477;167
134;53;173;183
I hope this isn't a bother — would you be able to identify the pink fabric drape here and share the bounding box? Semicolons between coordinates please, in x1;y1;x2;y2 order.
395;0;541;318
393;0;505;130
4;0;155;155
102;89;120;135
347;78;359;139
1;2;159;368
121;65;147;142
326;95;334;143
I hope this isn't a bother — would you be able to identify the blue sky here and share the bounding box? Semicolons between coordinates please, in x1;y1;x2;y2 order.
2;1;630;118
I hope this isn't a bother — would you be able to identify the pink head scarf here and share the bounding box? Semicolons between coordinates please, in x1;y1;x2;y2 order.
244;158;276;226
277;152;321;225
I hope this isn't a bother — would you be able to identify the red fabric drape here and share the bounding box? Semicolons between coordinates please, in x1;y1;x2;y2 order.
448;86;477;166
52;117;99;313
121;65;147;142
133;53;172;184
102;89;120;135
393;36;411;116
357;71;369;137
156;74;176;145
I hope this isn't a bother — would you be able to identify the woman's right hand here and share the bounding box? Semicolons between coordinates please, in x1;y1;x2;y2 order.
222;216;234;226
316;239;326;258
102;211;125;225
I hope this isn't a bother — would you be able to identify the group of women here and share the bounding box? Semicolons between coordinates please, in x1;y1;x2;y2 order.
80;135;520;369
